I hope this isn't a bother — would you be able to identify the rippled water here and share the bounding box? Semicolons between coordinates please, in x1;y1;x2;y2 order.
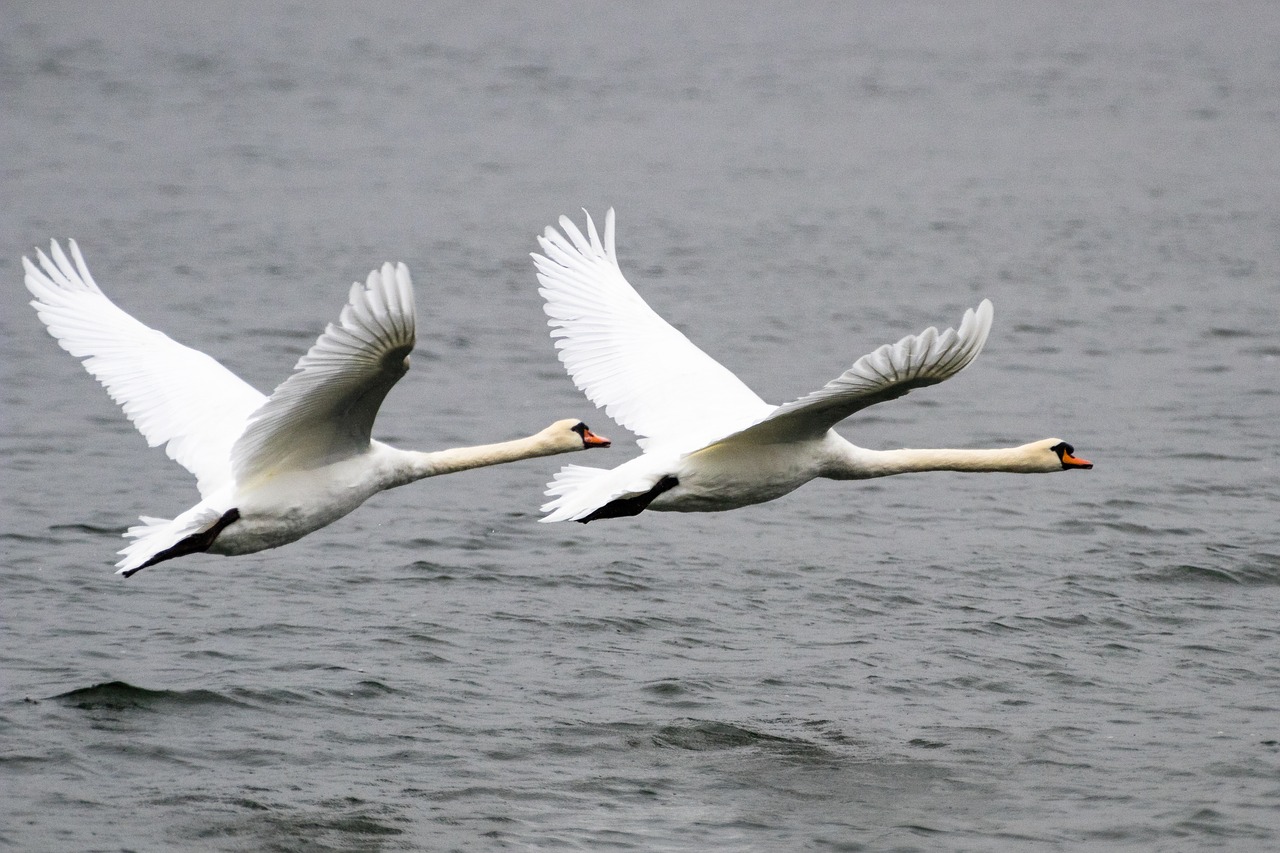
3;2;1278;850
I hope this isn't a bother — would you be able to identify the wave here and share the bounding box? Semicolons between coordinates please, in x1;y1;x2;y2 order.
651;719;829;760
1131;546;1280;586
49;681;250;712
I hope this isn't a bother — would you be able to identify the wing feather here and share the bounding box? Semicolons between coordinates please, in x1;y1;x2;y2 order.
533;209;772;449
23;240;266;498
710;300;994;447
231;262;416;483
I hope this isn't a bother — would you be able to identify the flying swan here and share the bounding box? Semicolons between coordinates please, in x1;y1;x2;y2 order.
24;242;610;575
531;209;1090;523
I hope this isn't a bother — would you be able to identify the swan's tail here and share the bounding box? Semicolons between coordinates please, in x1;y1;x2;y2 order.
540;460;671;523
541;465;610;522
115;506;228;576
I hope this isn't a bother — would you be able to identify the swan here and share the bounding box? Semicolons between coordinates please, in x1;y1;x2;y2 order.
531;209;1091;523
23;241;611;576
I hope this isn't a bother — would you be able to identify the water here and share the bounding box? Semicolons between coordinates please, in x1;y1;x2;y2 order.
2;2;1278;849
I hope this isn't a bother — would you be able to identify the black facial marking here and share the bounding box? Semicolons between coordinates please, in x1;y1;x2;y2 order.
571;422;589;438
1050;441;1092;470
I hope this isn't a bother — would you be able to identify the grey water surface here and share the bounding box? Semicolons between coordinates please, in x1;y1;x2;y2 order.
2;2;1278;850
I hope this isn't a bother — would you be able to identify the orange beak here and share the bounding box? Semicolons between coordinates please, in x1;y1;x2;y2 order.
1061;451;1092;469
581;428;611;448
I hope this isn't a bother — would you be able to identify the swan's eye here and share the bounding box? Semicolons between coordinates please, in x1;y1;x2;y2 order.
1050;441;1073;460
571;422;588;437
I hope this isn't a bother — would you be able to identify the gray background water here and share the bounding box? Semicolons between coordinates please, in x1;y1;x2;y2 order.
3;2;1278;850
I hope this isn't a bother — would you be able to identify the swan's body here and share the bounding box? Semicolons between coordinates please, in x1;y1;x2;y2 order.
531;209;1090;523
24;242;609;575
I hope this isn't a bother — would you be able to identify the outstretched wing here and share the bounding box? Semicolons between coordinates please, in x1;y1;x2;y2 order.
710;300;994;447
534;209;773;450
231;262;416;485
23;240;266;498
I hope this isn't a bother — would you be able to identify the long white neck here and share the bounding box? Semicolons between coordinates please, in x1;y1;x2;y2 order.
379;432;571;489
826;441;1059;480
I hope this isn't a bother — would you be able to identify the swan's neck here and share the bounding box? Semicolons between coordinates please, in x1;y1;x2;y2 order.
828;443;1054;479
379;433;565;489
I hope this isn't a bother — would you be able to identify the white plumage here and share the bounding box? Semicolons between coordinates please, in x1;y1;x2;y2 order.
532;209;1091;523
24;242;610;575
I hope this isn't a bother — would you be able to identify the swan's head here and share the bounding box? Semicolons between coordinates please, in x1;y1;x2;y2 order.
1034;438;1093;471
547;418;612;451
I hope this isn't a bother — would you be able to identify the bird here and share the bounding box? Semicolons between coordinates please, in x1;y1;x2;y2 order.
23;241;611;575
530;208;1091;524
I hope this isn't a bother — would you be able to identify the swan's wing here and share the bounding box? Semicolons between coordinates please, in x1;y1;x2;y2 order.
534;209;773;450
23;241;266;498
711;300;994;447
231;262;415;484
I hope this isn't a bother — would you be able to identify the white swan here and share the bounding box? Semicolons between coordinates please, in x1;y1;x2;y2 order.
531;209;1091;523
24;241;611;575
